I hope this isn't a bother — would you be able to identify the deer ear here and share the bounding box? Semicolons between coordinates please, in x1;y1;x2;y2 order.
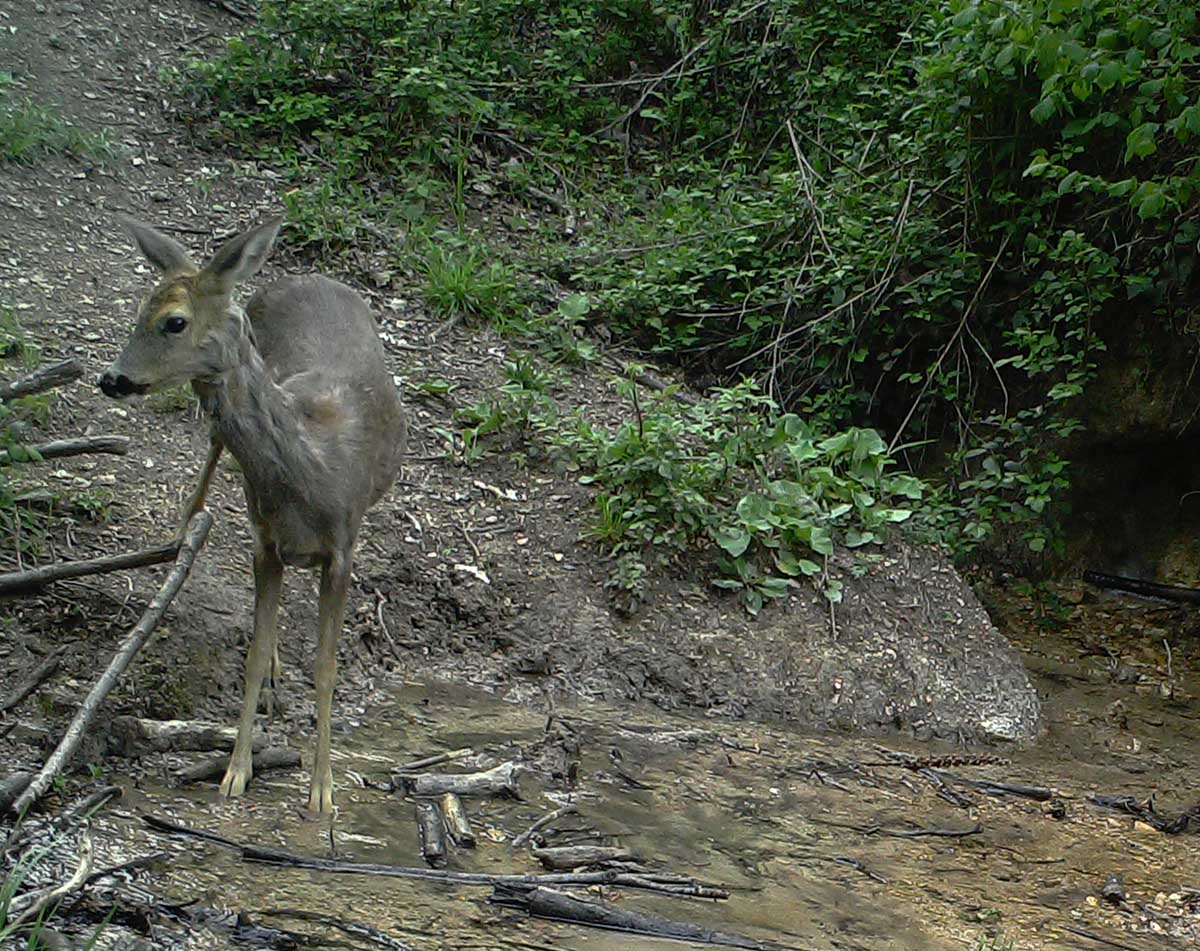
199;217;284;295
119;215;196;275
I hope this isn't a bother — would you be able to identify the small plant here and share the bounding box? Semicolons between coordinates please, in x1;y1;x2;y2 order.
418;240;519;325
557;378;925;612
0;88;113;165
447;356;559;463
407;377;458;400
972;931;1015;951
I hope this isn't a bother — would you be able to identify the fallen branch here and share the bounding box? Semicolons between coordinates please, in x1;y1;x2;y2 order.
176;747;299;785
8;512;213;817
512;803;578;848
397;761;519;798
0;358;83;402
532;845;636;870
812;817;983;839
932;771;1054;802
111;716;266;756
1083;569;1200;605
5;831;94;932
142;813;728;899
0;435;129;466
393;747;473;773
416;800;448;867
0;647;65;713
0;539;183;597
491;885;774;950
440;793;475;848
866;823;982;839
1088;794;1200;834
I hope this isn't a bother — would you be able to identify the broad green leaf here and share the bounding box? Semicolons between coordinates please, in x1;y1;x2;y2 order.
810;526;834;556
1124;122;1159;162
713;525;751;558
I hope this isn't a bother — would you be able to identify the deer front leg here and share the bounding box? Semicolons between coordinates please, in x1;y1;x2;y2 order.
308;552;351;816
179;439;223;537
219;544;283;800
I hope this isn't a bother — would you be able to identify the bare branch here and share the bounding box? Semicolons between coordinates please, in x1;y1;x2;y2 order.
9;512;213;817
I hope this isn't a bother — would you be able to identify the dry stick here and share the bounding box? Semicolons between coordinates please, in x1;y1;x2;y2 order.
598;0;770;136
440;793;476;848
887;232;1010;455
0;538;182;597
512;804;579;848
0;435;129;466
142;813;728;900
176;747;300;785
9;512;213;818
491;885;776;951
399;761;519;797
0;358;83;402
5;831;94;932
0;647;65;713
416;800;448;868
392;747;473;773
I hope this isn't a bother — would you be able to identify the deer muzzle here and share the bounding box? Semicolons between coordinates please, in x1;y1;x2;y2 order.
98;370;149;398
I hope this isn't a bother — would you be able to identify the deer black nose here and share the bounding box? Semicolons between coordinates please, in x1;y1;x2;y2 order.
99;372;140;398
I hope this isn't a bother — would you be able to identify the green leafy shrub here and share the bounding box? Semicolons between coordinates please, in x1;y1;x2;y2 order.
556;379;924;612
182;0;1200;561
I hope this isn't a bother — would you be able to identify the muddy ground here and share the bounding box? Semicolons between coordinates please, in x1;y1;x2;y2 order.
1;1;1198;949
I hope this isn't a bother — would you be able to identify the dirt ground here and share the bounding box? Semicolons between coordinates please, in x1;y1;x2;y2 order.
1;2;1199;950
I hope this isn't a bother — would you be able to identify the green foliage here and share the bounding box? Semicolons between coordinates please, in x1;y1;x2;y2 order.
554;379;923;611
418;239;520;325
444;356;559;464
0;78;114;164
182;0;1200;561
449;356;922;610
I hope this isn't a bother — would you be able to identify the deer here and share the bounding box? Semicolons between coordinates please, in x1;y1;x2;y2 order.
99;215;406;815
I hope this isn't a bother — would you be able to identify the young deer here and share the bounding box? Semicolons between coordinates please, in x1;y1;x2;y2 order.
99;216;406;814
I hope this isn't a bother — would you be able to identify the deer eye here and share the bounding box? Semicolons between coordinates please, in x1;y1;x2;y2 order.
163;315;188;334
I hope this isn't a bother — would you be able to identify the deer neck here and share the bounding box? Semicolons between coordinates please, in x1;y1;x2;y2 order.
191;307;310;496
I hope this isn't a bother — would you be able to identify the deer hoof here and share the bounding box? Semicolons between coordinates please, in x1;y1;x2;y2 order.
219;761;252;799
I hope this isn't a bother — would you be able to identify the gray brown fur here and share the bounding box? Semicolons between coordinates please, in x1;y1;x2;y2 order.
100;217;406;814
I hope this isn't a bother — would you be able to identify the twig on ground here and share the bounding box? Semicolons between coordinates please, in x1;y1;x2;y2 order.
393;748;473;773
490;885;774;949
0;539;183;597
0;359;83;402
396;761;519;798
0;435;129;466
0;647;65;713
811;816;983;839
511;803;578;848
142;813;728;899
532;845;635;870
5;830;94;932
176;747;300;785
8;512;213;817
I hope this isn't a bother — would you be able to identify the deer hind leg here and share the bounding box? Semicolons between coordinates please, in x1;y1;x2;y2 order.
307;551;351;816
219;543;283;799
